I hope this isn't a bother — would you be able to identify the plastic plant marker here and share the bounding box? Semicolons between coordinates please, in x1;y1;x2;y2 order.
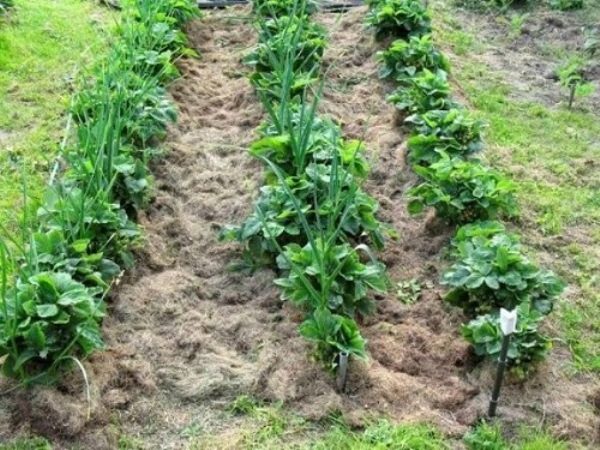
488;308;518;417
336;351;349;393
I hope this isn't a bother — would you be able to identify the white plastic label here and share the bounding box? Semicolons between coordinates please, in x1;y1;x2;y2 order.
500;308;517;335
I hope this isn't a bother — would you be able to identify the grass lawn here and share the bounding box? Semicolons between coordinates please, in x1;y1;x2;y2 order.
0;0;114;232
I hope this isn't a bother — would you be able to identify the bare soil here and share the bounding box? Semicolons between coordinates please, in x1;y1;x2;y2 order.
444;4;600;110
0;6;598;449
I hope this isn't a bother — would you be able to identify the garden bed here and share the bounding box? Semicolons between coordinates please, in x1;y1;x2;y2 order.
0;4;598;449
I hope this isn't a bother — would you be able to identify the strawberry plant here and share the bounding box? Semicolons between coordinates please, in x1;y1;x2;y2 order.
377;34;450;80
0;0;199;385
153;0;202;26
250;110;367;176
462;302;552;372
37;186;140;269
21;230;120;291
221;159;386;265
72;66;177;148
387;69;455;115
407;155;518;224
299;307;367;370
366;0;432;41
0;242;105;382
406;108;486;165
442;221;564;316
253;0;317;17
275;239;387;317
246;15;326;78
246;15;326;102
117;1;199;82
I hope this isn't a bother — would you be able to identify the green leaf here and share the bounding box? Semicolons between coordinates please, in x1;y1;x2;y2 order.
71;239;91;254
407;199;424;215
484;276;500;289
12;349;38;372
26;322;47;351
52;311;71;325
36;304;59;318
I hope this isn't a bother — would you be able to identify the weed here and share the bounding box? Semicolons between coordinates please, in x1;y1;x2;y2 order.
396;278;424;304
309;419;448;449
464;421;506;450
509;13;529;38
557;56;594;109
549;0;584;11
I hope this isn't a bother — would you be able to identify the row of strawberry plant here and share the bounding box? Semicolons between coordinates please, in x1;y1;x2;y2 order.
366;0;563;374
222;0;390;375
0;0;200;384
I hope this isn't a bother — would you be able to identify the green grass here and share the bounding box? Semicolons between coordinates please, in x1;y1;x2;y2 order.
0;0;114;230
192;397;450;450
188;398;588;449
0;437;51;450
464;421;584;450
0;423;587;450
433;0;600;374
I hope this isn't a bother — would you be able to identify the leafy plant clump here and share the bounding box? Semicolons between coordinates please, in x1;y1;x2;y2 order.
442;221;564;316
275;240;387;317
0;259;105;381
462;302;552;370
252;0;317;17
406;108;486;165
224;1;390;372
442;222;563;372
387;69;455;115
396;278;424;304
557;56;594;109
300;307;368;369
366;0;432;41
0;0;200;384
407;155;518;224
377;34;450;80
245;14;326;101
